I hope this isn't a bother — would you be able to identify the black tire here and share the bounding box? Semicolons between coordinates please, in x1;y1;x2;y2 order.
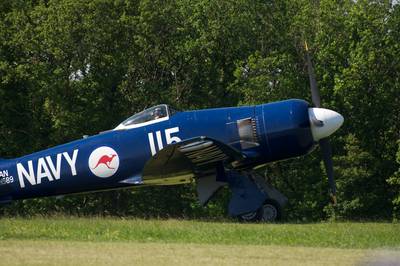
238;199;282;222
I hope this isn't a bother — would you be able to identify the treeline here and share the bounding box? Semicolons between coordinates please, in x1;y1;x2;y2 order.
0;0;399;221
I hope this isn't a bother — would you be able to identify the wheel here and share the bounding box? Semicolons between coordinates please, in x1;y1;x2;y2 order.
239;210;259;222
259;200;281;222
238;200;281;222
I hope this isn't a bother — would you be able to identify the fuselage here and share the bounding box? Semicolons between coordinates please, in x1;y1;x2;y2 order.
0;99;316;202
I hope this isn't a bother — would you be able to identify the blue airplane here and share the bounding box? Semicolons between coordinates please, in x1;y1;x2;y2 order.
0;46;343;222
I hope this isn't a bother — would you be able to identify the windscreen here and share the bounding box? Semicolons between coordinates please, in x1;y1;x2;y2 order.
121;105;168;126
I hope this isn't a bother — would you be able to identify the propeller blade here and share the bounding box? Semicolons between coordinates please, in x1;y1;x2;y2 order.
305;42;339;205
319;138;337;205
305;42;321;108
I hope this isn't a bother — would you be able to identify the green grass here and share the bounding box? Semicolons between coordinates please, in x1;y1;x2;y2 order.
0;218;399;249
1;240;389;266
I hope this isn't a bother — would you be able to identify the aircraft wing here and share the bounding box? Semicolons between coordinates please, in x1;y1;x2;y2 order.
140;136;246;186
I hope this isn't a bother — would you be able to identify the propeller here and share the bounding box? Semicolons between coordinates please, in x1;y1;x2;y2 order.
305;42;337;205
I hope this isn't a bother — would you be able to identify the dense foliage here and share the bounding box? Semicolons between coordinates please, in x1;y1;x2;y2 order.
0;0;399;221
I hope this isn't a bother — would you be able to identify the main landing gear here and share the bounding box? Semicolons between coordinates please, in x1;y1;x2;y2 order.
196;169;287;222
227;171;287;223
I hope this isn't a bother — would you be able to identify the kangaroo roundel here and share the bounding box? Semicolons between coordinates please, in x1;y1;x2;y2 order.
88;146;120;178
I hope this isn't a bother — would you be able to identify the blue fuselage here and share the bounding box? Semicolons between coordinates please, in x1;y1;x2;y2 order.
0;99;315;202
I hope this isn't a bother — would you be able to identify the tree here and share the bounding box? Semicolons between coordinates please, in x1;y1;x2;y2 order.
387;141;400;220
1;0;399;221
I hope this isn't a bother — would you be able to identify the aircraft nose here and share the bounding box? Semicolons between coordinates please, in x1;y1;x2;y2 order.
308;108;344;141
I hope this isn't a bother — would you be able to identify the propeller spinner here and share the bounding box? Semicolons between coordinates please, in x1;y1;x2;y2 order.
305;42;343;205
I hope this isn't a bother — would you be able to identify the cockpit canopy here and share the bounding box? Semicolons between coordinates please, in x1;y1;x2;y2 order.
114;104;178;130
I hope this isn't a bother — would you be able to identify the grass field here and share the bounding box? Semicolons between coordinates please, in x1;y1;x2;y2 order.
0;218;399;265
